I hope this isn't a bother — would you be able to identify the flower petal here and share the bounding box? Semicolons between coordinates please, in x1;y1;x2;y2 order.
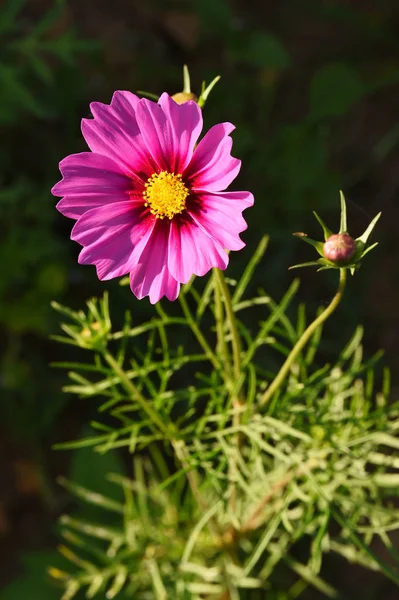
168;216;228;284
188;191;254;251
130;262;180;304
71;201;147;280
129;219;180;303
81;96;156;178
185;123;241;192
157;93;203;172
135;98;173;172
110;90;141;118
52;152;133;219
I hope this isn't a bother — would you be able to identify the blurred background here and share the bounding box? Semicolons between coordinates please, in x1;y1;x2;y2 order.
1;0;399;597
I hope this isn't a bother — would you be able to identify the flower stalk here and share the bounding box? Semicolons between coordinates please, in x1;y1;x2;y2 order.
259;268;347;407
179;292;221;371
214;270;232;378
213;269;242;383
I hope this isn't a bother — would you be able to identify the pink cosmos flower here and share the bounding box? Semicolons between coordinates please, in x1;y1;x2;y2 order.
52;92;254;303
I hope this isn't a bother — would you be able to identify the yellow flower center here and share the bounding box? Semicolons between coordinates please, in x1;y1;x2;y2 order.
143;171;189;220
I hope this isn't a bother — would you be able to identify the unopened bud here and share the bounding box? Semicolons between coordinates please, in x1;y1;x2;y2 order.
323;233;356;265
171;92;198;104
290;191;380;273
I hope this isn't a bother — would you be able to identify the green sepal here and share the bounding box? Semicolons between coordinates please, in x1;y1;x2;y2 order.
356;212;382;245
360;241;379;259
289;260;323;271
351;239;379;265
317;257;343;270
292;232;325;257
289;257;338;271
313;211;333;241
339;191;348;234
183;64;191;94
198;75;221;108
136;90;159;101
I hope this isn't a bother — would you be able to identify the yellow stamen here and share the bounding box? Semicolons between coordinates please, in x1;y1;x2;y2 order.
143;171;189;220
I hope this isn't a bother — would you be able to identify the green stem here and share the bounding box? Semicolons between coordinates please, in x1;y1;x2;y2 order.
214;269;244;522
103;350;170;437
179;292;221;371
213;269;242;381
213;269;232;378
260;269;347;407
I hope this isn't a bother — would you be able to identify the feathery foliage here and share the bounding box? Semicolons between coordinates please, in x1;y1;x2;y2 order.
50;237;399;599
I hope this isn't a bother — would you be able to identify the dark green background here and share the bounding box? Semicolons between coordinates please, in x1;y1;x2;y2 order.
1;0;398;597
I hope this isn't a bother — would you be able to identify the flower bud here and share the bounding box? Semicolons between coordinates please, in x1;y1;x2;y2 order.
323;233;356;265
171;92;198;104
290;191;380;273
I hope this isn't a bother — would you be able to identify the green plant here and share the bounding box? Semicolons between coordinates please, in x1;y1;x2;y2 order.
47;228;399;598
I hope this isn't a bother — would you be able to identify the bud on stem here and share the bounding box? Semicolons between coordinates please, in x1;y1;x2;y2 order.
290;191;381;274
323;233;356;265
